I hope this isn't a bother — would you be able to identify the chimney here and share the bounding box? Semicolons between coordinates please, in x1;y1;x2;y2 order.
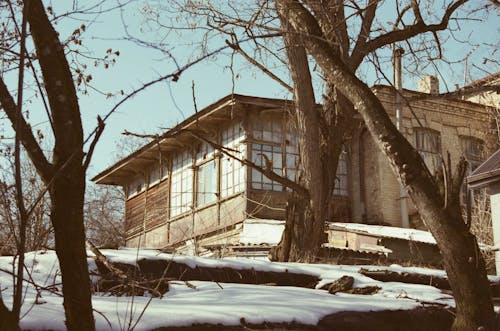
418;75;439;94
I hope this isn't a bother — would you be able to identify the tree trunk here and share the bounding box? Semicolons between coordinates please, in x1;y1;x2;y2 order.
269;11;325;262
27;1;95;330
270;194;326;262
270;6;358;262
277;2;496;329
0;297;20;331
50;165;94;331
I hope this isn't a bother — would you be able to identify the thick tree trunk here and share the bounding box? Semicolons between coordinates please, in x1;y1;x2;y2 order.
270;195;326;262
270;12;325;262
27;2;95;330
270;7;358;262
270;3;358;262
277;2;495;329
0;297;20;331
50;165;94;331
0;2;95;329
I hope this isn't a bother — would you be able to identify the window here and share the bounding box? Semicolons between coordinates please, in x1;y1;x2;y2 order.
251;143;283;191
253;119;282;143
251;118;285;191
148;164;161;187
334;148;348;196
126;175;145;199
170;151;193;217
461;136;484;171
285;131;300;183
196;141;218;206
415;128;441;174
197;160;218;206
160;158;169;181
460;136;485;205
221;122;245;197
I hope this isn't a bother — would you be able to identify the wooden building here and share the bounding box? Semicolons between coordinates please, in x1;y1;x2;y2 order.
93;78;496;253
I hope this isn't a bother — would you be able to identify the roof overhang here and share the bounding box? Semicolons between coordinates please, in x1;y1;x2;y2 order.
91;94;294;185
468;149;500;189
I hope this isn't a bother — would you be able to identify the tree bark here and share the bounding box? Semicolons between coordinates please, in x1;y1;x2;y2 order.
0;297;20;331
269;11;325;262
270;2;358;262
24;1;95;330
277;1;495;329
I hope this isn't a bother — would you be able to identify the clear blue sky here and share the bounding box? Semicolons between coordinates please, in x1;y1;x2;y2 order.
9;1;497;179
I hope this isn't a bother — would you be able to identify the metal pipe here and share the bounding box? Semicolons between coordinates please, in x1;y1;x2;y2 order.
393;47;410;228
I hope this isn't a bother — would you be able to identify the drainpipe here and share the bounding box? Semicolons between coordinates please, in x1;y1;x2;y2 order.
393;47;410;228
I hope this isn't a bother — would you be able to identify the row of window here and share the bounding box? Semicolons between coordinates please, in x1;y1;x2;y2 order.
126;123;482;218
414;128;484;174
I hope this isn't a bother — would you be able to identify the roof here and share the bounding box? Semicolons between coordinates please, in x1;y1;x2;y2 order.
464;71;500;88
328;222;436;245
468;149;500;189
92;94;294;185
93;86;491;186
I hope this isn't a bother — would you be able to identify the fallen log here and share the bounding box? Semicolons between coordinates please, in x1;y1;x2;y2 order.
88;241;170;297
359;268;500;297
359;268;451;290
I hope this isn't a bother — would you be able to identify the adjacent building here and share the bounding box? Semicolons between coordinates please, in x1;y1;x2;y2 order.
92;77;496;254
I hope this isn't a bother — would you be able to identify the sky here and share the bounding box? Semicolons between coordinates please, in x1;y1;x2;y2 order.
2;0;498;179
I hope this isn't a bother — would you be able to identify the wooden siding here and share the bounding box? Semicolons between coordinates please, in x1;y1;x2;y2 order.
125;193;145;237
169;216;193;244
246;190;287;220
193;205;219;236
168;194;247;246
145;181;169;229
125;180;169;238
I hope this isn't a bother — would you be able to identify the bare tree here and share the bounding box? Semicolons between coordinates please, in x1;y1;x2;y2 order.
275;0;495;329
0;1;105;329
141;0;497;329
85;183;125;248
0;157;53;255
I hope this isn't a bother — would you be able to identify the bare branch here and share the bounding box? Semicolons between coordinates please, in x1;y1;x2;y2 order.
350;0;468;69
0;78;54;181
83;116;105;171
185;130;309;198
349;0;379;70
225;39;293;92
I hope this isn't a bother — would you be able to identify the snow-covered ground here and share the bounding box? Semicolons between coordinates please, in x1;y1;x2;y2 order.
0;249;491;330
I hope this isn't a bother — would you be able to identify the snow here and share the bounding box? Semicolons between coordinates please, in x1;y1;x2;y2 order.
239;219;285;245
330;222;437;244
0;249;483;330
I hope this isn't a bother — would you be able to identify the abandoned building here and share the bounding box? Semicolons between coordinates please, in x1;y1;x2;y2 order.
92;76;497;255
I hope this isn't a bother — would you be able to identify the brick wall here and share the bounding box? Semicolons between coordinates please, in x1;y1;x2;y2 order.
355;87;495;227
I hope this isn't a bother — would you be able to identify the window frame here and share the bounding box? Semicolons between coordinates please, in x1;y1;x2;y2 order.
170;150;194;218
220;121;246;198
195;140;218;207
414;127;442;174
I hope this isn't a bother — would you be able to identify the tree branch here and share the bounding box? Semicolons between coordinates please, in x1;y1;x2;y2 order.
350;0;468;69
83;116;105;171
27;0;84;163
349;0;378;70
185;130;310;198
0;78;54;182
225;39;293;93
